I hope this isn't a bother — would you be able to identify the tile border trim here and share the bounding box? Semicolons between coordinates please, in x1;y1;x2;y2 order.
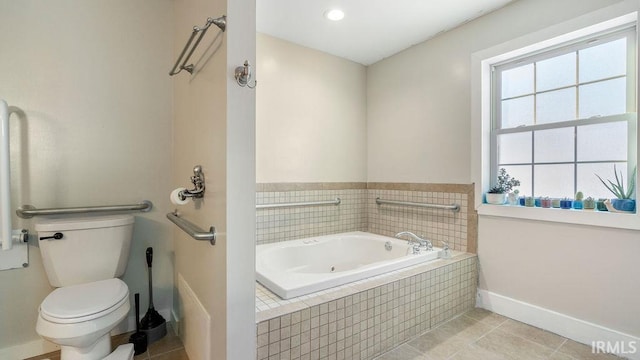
256;182;367;191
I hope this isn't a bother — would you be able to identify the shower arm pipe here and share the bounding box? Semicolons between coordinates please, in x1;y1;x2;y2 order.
375;197;460;212
256;198;341;210
0;100;11;250
16;200;153;219
169;15;227;76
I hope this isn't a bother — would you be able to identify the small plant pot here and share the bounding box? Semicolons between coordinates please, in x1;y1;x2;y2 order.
583;198;596;210
612;199;636;212
560;199;573;209
507;192;519;205
524;197;535;207
486;193;506;205
596;199;608;211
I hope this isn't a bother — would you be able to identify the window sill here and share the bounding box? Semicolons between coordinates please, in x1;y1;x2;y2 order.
477;204;640;230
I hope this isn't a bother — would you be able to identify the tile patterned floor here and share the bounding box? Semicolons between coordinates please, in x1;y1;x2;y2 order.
24;323;188;360
374;308;623;360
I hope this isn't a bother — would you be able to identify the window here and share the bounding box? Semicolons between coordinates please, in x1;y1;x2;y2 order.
491;27;637;200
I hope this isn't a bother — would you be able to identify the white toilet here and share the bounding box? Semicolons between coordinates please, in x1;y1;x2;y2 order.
35;215;137;360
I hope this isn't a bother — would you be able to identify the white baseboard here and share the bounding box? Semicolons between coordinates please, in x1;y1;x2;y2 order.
477;289;640;360
171;308;181;336
0;307;172;360
0;338;59;360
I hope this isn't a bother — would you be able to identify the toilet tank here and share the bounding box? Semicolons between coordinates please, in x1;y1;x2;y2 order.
35;215;135;287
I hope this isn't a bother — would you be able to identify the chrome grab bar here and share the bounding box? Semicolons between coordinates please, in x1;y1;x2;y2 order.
16;200;153;219
166;211;216;245
376;197;460;212
256;197;341;210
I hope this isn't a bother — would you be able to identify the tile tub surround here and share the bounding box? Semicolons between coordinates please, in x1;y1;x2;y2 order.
256;184;368;245
256;183;476;252
367;183;474;253
256;254;477;360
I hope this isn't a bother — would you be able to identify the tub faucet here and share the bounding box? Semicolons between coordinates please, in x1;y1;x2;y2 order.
394;231;433;252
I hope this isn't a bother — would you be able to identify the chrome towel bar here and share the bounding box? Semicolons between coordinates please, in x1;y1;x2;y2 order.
169;15;227;76
166;211;216;245
376;197;460;212
16;200;153;219
256;197;341;210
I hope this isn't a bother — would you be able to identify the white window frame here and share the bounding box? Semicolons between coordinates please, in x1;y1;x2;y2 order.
471;10;640;230
491;27;637;198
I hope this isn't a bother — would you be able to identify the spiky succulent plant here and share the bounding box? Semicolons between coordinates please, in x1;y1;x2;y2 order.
595;165;636;199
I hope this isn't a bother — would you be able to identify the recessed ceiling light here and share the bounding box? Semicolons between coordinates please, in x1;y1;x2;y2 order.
324;9;345;21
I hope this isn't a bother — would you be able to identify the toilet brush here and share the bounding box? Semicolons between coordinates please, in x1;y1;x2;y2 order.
128;293;147;355
140;247;167;343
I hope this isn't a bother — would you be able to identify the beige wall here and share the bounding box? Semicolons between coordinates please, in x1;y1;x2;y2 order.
367;0;624;184
0;0;174;352
172;0;255;358
478;217;640;337
367;0;639;338
256;33;367;183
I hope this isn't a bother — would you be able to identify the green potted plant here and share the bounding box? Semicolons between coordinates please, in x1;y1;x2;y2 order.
595;165;636;212
486;168;520;205
583;196;596;210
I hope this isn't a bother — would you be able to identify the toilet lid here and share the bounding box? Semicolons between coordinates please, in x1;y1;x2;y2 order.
41;278;128;324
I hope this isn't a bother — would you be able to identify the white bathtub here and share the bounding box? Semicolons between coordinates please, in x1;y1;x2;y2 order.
256;231;442;299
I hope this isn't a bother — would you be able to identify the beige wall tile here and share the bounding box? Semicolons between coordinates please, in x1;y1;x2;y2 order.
256;183;477;253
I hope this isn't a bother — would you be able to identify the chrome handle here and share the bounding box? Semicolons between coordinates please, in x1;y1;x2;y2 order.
412;244;421;254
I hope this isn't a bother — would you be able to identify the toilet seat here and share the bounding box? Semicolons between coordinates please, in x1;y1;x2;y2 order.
41;278;128;324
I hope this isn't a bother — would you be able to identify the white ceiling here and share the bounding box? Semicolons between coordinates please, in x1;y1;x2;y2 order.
257;0;515;65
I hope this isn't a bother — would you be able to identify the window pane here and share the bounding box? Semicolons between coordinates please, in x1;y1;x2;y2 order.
534;127;574;163
537;52;576;92
534;164;574;198
579;38;626;83
500;165;532;196
498;132;532;164
577;162;628;200
579;78;626;118
501;64;534;99
501;96;534;128
577;121;627;162
536;88;576;124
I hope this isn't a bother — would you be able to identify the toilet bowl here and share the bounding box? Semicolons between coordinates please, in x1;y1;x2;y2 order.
34;215;136;360
36;279;132;360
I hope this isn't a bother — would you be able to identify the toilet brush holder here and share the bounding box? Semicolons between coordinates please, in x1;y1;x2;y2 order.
140;309;167;343
140;247;167;343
